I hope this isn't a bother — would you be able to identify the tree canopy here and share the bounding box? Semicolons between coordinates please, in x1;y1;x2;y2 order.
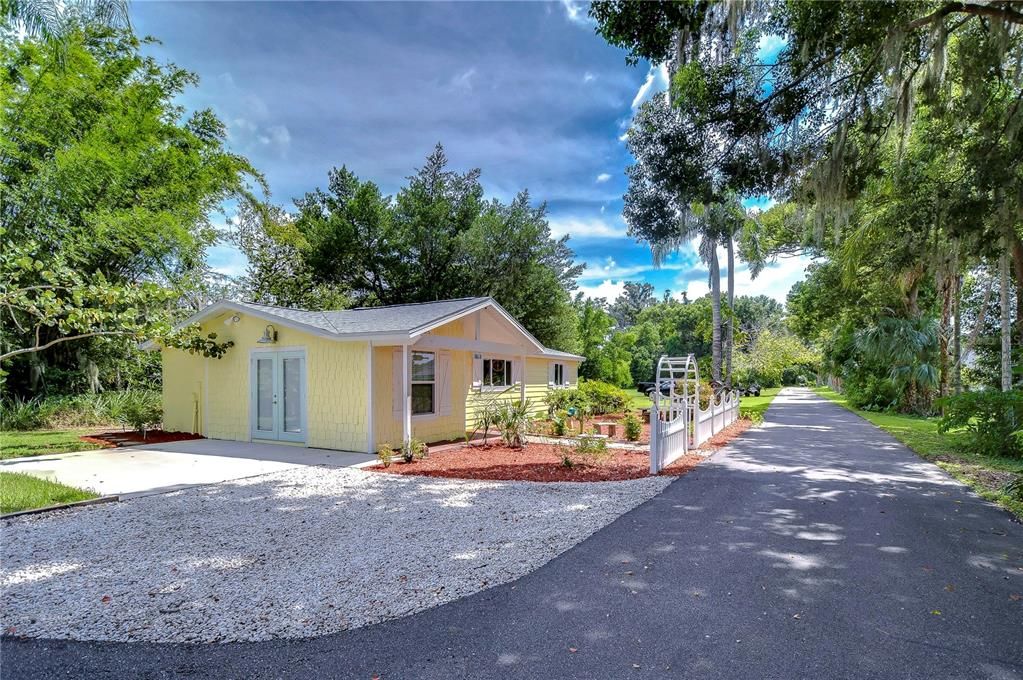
239;145;583;352
1;26;262;394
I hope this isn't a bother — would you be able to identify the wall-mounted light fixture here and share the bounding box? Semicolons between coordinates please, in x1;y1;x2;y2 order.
224;314;241;326
257;324;278;344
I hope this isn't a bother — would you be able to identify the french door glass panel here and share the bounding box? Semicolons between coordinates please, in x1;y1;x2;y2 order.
256;358;275;434
282;357;302;435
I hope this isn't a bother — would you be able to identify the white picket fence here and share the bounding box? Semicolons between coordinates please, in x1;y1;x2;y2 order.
649;355;740;474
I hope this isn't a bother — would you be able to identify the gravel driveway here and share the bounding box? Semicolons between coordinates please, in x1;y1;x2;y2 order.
1;467;671;643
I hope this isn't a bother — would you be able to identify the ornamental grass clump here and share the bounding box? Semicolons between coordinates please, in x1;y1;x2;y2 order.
400;437;428;463
494;399;533;448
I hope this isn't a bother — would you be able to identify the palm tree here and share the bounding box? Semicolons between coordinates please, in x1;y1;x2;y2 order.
624;92;756;386
855;317;940;414
2;0;129;40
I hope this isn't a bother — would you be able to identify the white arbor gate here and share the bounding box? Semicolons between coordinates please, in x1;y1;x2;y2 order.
649;355;741;474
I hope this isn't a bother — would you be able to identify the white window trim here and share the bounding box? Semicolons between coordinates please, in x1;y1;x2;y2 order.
411;350;436;417
481;356;516;392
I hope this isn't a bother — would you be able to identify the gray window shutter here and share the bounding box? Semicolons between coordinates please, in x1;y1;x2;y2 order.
438;351;452;415
391;350;403;416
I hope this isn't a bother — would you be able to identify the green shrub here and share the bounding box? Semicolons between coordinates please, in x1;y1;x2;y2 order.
469;401;503;444
119;391;163;437
845;374;900;412
0;397;50;430
551;411;568;437
623;413;642;441
740;408;764;425
938;390;1023;458
578;380;629;415
377;443;394;467
572;435;612;466
545;388;590;418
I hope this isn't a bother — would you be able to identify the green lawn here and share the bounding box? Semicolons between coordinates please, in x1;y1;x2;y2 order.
813;386;1023;519
0;429;105;460
0;471;97;514
738;386;783;420
623;388;653;410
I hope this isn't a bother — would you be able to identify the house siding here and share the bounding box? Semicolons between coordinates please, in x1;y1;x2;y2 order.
160;313;370;452
161;306;580;452
161;348;204;434
372;346;471;447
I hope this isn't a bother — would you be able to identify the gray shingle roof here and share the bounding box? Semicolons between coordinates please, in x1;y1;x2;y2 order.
237;297;490;336
172;296;584;360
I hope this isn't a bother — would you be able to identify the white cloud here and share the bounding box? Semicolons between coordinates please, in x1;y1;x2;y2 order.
258;124;291;149
675;246;814;304
451;67;477;90
548;215;628;240
618;131;629;143
630;63;669;110
578;279;626;301
560;0;593;25
583;71;596;83
595;172;611;183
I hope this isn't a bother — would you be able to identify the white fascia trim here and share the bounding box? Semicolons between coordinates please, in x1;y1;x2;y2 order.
541;350;587;361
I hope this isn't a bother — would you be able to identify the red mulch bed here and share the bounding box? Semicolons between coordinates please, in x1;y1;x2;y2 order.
372;415;754;483
371;443;701;482
79;430;205;448
702;418;752;449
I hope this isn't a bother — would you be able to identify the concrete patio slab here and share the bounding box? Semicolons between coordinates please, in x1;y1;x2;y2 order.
0;439;376;498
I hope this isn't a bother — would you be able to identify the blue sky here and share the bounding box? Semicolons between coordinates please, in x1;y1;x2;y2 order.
133;1;809;304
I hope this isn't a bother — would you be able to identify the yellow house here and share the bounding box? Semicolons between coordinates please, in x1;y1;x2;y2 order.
151;297;582;453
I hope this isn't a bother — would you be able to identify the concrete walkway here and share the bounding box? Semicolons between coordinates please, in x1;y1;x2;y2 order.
4;388;1021;678
0;439;375;498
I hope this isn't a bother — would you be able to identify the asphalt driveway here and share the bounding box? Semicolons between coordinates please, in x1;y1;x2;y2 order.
3;388;1021;678
0;439;376;498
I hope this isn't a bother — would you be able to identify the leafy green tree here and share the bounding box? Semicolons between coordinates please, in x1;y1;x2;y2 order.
733;329;819;388
0;236;233;368
575;296;615;381
233;203;349;310
292;145;581;350
1;27;263;396
609;281;655;327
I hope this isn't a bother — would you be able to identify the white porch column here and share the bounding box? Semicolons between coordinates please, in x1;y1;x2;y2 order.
402;343;411;444
520;353;526;403
366;343;375;453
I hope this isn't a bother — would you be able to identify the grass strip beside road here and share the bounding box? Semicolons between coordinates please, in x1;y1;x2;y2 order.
739;387;782;421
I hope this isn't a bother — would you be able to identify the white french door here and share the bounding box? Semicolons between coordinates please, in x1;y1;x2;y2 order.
250;350;306;443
